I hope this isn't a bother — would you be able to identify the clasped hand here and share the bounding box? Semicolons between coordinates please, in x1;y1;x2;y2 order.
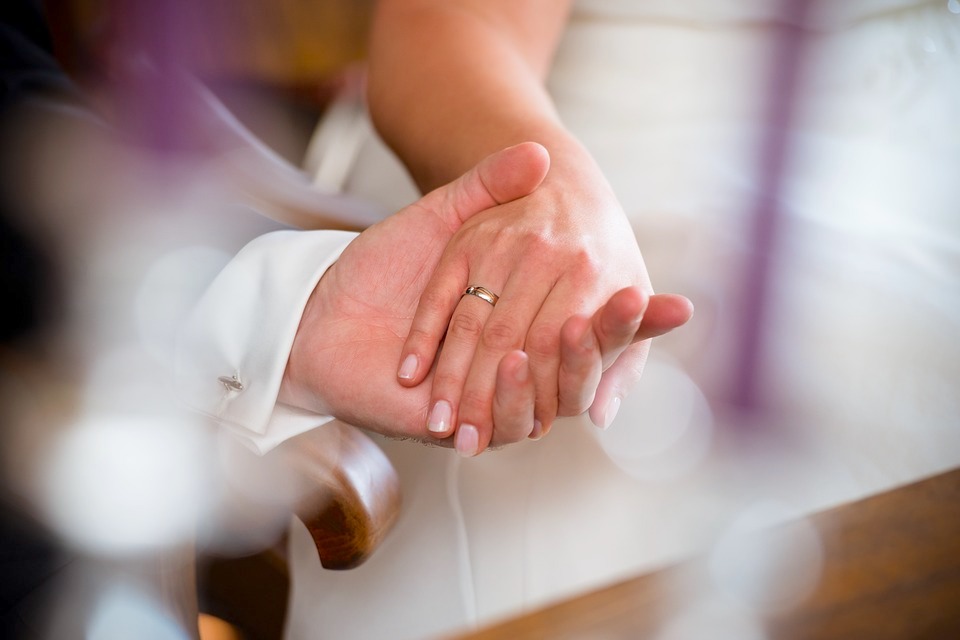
281;143;691;454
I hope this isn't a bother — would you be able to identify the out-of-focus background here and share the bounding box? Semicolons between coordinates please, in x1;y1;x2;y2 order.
2;2;383;639
46;0;375;164
4;1;960;639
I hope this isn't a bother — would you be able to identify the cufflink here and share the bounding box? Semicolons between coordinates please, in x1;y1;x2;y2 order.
218;374;244;392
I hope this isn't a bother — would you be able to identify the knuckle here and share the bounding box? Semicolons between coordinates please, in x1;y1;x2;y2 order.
447;312;485;342
494;224;553;256
431;370;464;394
418;287;455;318
481;319;521;352
525;229;554;252
419;284;446;305
575;249;603;279
526;326;561;360
405;326;436;347
459;388;492;421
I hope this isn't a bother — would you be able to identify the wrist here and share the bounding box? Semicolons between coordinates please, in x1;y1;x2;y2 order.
277;269;336;418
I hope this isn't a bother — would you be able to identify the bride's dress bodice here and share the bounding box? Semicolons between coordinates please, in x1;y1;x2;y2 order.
554;0;960;485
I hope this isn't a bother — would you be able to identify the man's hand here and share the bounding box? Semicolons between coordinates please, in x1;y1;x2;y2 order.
280;142;550;444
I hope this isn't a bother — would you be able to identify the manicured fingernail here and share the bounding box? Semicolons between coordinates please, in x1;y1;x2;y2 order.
455;424;479;457
602;396;622;430
428;400;452;433
529;419;543;440
398;354;418;380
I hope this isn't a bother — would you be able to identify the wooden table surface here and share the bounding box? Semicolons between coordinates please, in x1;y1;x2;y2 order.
452;468;960;639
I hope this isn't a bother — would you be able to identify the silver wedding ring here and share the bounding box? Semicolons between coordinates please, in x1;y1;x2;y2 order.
462;285;499;306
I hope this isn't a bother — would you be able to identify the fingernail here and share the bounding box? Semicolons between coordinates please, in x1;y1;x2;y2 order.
428;400;452;433
456;424;479;457
398;354;418;380
529;419;543;440
602;396;622;430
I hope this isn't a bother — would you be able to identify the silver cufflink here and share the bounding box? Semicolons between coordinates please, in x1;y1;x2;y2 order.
218;374;244;392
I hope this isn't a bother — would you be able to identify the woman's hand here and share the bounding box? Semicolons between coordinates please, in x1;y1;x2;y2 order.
394;150;691;455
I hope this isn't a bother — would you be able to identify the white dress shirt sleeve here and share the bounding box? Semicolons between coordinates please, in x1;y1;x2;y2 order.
175;229;358;454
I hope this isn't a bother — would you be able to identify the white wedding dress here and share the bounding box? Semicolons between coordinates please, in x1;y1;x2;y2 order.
283;1;960;638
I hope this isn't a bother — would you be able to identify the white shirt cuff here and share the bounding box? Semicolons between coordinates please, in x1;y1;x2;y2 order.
175;229;358;454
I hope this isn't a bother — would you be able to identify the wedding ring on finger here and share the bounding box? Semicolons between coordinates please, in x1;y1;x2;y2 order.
462;285;500;307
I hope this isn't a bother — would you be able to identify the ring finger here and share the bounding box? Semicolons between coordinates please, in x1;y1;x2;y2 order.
425;275;503;440
452;263;555;455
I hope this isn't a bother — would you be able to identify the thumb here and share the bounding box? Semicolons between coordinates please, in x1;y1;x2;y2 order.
423;142;551;228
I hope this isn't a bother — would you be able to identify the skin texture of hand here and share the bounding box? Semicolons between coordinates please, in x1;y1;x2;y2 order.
279;142;692;452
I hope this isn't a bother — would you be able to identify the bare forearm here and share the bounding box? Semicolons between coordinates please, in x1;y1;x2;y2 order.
368;0;574;191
